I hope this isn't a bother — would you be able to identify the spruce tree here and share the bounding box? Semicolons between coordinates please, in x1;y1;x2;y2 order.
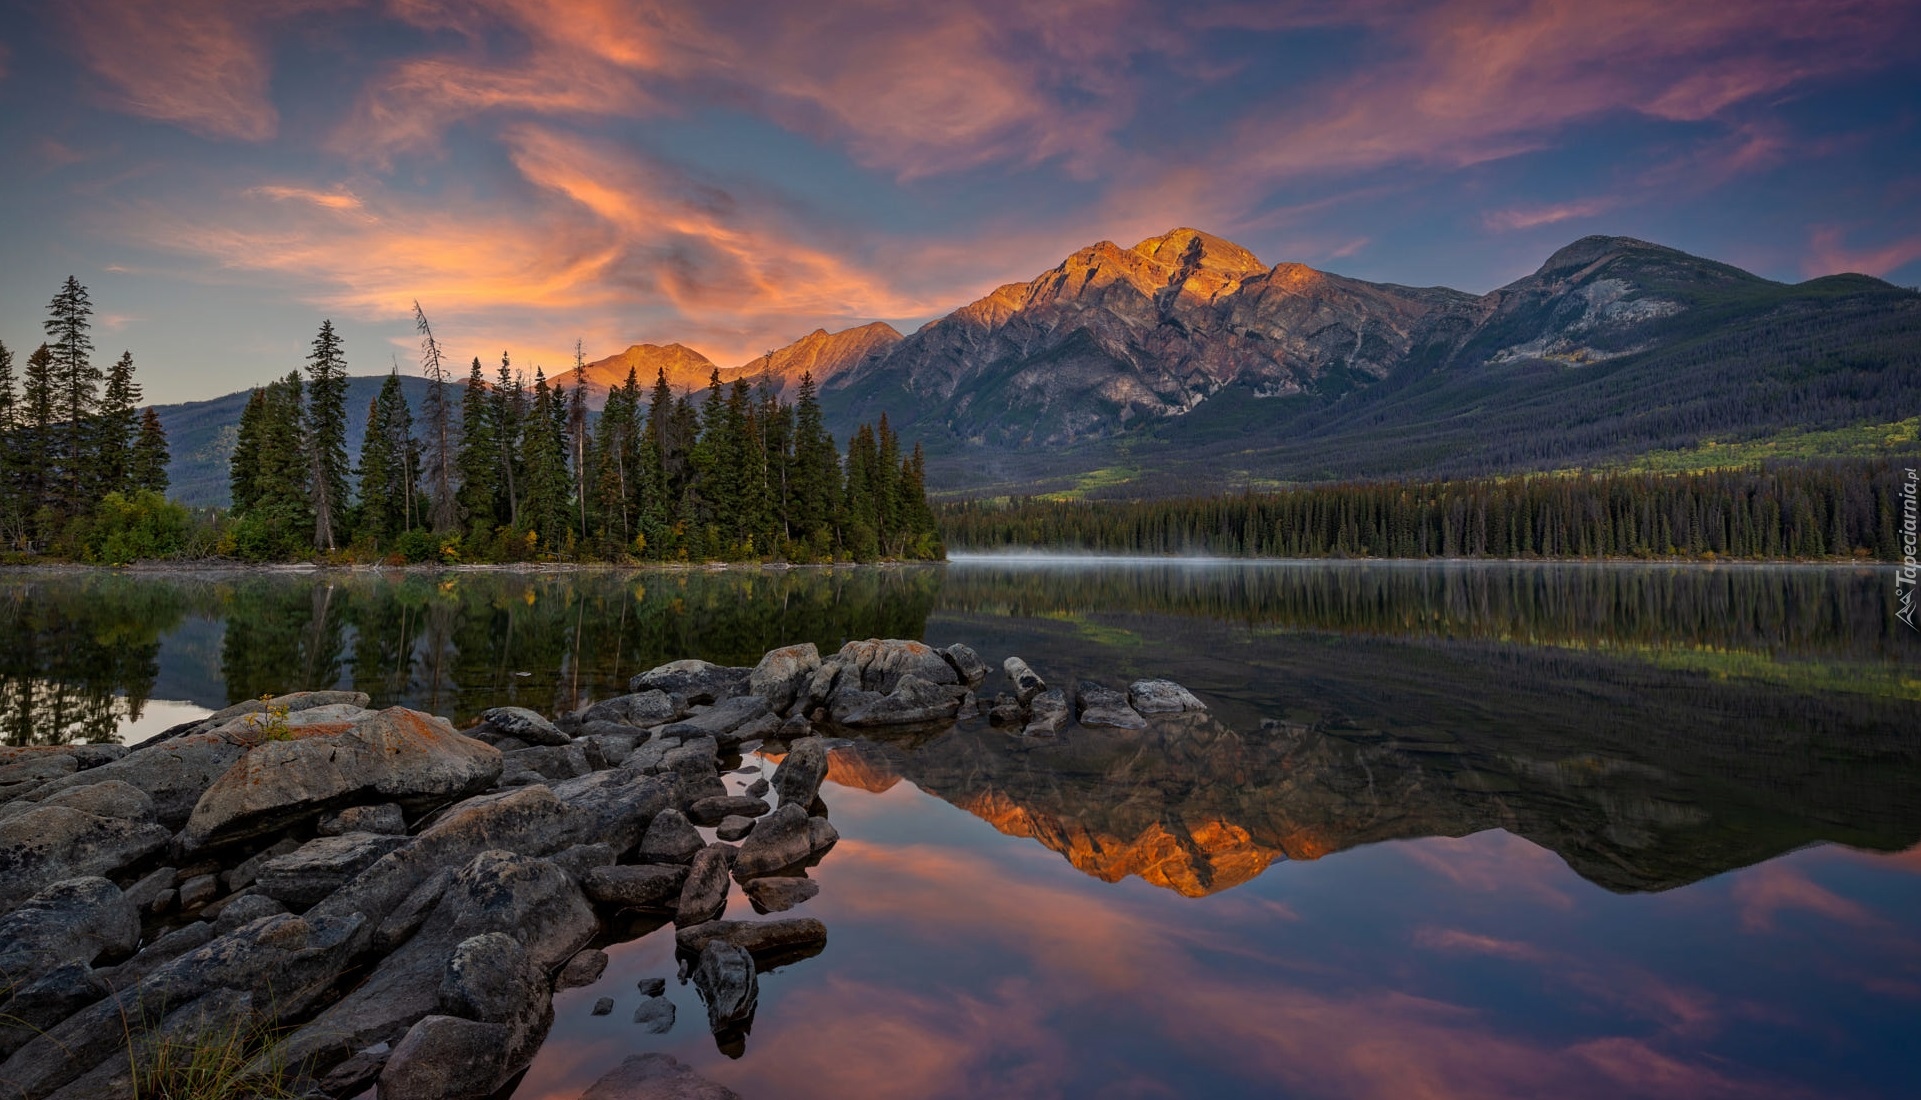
95;351;139;495
570;340;592;544
131;408;169;495
790;373;842;553
0;342;21;546
456;356;499;540
355;372;418;546
413;302;457;533
494;353;523;528
590;369;640;551
20;345;57;543
230;389;266;515
44;277;98;514
876;413;902;555
843;422;880;560
518;369;570;552
305;320;351;551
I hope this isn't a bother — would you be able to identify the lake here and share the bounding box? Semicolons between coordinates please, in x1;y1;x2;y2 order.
2;560;1917;1099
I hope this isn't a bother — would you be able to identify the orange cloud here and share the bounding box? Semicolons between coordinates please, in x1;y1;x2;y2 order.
1484;197;1618;232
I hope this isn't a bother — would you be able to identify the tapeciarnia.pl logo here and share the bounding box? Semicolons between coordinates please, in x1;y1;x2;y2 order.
1900;467;1919;632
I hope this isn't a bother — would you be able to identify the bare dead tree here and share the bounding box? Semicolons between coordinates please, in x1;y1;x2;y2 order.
414;301;459;533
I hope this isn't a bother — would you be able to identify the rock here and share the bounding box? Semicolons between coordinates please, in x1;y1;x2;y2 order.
676;917;826;960
255;832;409;907
502;743;593;784
0;878;137;994
378;1015;513;1100
439;931;546;1026
373;868;451;953
1075;681;1148;730
629;660;752;705
771;736;828;808
185;691;374;738
0;963;104;1060
319;802;408;836
1003;656;1047;704
1128;678;1207;714
632;997;676;1032
661;739;719;775
580;729;643;765
830;674;963;728
548;770;677;855
36;780;155;823
93;921;215;990
732;804;835;880
940;643;990;686
675;844;734;926
148;888;176;914
656;696;774;747
551;842;618;882
212;892;286;933
222;836;301;891
988;695;1025;727
0;806;170;915
29;732;247;828
579;690;680;727
692;940;757;1038
479;706;571;746
638;809;707;865
743;876;820;914
637;977;667;996
592;996;616;1015
180;707;502;852
748;643;820;715
836;639;960;694
687;795;770;826
584;863;687;909
121;866;176;910
177;872;218;909
715;816;754;841
1024;688;1071;736
745;777;769;798
579;1053;742;1100
557;948;609;990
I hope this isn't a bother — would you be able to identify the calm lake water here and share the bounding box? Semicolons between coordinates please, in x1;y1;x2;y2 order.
3;560;1918;1099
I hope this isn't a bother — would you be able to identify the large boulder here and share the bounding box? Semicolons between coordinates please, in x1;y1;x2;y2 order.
377;1016;511;1100
583;864;687;909
578;690;680;727
731;804;837;880
836;639;959;694
1128;679;1207;714
548;771;677;855
743;876;819;914
0;878;137;995
0;807;169;916
479;706;571;747
656;696;774;746
638;808;706;865
748;643;820;715
692;940;757;1039
629;660;752;704
675;917;827;960
180;707;502;851
580;1054;742;1100
163;690;373;741
30;732;248;828
501;743;593;785
1024;689;1071;736
675;845;734;927
35;780;155;823
940;643;990;686
687;795;770;826
255;832;410;908
379;930;554;1100
771;736;828;808
1075;681;1148;730
829;674;962;728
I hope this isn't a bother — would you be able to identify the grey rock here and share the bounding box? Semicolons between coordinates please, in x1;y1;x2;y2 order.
551;842;618;882
674;845;734;927
715;816;755;842
584;863;687;909
732;803;834;880
748;643;820;715
0;964;103;1061
374;868;452;953
439;932;545;1025
148;888;176;914
0;806;171;916
1004;656;1047;704
479;706;571;746
557;947;610;990
988;695;1025;727
632;996;676;1032
771;736;828;808
579;689;680;727
687;795;770;826
637;977;667;996
1128;678;1207;714
378;1015;513;1100
638;809;707;865
319;802;408;836
940;643;990;686
581;730;642;765
0;878;137;994
186;691;374;737
1024;688;1071;736
36;780;155;823
212;892;287;933
255;832;409;907
836;639;960;694
592;997;615;1015
223;836;301;892
691;940;757;1037
29;731;246;829
676;917;826;960
502;743;593;783
548;770;677;855
121;866;176;910
743;876;820;914
177;872;218;910
579;1053;742;1100
180;707;501;851
1075;681;1148;730
830;673;961;728
745;777;769;798
629;660;752;705
656;696;773;747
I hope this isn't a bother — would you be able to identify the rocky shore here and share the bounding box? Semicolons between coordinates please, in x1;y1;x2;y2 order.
0;638;1202;1100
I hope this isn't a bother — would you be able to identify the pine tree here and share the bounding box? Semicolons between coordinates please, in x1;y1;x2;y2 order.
230;389;266;516
305;320;351;551
494;353;523;528
590;368;640;552
94;351;139;496
570;340;592;545
843;422;880;560
20;345;57;542
44;277;98;514
131;408;169;495
413;302;458;533
0;341;21;547
355;372;418;546
518;369;570;552
790;372;841;553
456;356;499;539
876;413;902;555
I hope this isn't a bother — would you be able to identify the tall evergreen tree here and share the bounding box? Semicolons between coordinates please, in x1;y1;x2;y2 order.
131;408;169;495
20;345;57;538
843;422;881;560
413;302;458;533
456;356;499;538
494;353;523;528
44;277;98;514
230;389;267;516
789;372;840;550
355;372;418;546
590;368;641;552
0;341;22;547
569;340;591;544
518;369;570;552
304;320;351;551
94;351;139;496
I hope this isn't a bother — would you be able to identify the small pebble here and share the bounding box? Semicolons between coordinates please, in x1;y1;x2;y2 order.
637;977;667;997
591;997;615;1016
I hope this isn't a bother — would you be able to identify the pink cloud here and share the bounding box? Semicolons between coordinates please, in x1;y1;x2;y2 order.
1730;862;1888;933
1484;197;1619;232
1806;227;1921;279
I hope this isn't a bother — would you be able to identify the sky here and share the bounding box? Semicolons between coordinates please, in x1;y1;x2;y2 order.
2;0;1919;405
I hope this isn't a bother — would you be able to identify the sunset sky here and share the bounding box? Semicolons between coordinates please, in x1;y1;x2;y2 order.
3;0;1919;403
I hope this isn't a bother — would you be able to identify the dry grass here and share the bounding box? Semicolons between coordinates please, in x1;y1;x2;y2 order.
127;1012;303;1100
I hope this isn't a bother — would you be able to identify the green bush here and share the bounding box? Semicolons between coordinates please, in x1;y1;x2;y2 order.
76;491;192;564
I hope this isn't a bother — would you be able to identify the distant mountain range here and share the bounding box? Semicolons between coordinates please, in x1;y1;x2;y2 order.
153;229;1921;506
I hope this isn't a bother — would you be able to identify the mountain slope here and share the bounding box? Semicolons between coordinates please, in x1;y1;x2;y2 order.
581;323;902;404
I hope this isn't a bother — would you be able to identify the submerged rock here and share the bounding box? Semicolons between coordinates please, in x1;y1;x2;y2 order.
732;804;837;880
1075;681;1148;730
1128;678;1207;715
771;736;829;808
941;643;991;686
584;864;687;909
579;1053;742;1100
691;940;757;1038
631;996;676;1033
675;917;826;960
674;844;735;927
1023;689;1071;736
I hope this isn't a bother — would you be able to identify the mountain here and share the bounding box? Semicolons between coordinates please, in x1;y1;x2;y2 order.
580;322;902;403
576;342;718;398
821;230;1921;495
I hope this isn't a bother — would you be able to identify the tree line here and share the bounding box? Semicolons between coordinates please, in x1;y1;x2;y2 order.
939;460;1916;561
227;307;942;563
0;278;174;562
